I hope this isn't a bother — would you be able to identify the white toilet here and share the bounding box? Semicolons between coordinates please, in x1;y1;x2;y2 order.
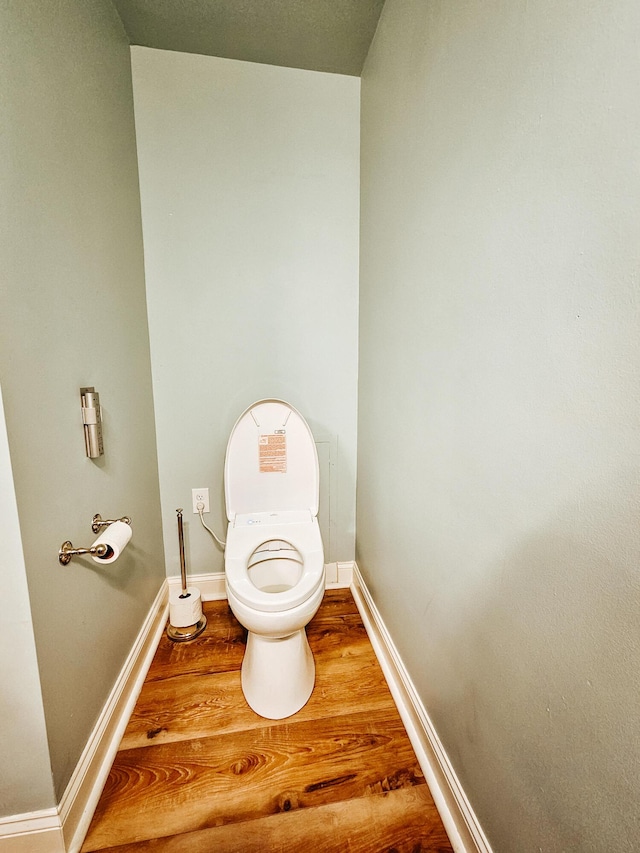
224;399;325;719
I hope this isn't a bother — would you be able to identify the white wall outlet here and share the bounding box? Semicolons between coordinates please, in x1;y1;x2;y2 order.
192;487;210;513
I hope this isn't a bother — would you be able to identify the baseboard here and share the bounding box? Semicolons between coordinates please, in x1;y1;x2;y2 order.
324;561;354;588
0;809;64;853
167;571;227;600
59;581;169;853
167;563;354;599
350;563;493;853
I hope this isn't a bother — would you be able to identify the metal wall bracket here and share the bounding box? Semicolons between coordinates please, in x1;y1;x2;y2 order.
91;514;131;534
59;540;108;566
58;513;131;565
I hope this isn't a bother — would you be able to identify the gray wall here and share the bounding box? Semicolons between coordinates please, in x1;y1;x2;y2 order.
0;0;165;806
0;389;55;815
130;48;360;575
358;1;640;850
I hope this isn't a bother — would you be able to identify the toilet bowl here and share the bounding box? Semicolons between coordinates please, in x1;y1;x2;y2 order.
224;400;325;719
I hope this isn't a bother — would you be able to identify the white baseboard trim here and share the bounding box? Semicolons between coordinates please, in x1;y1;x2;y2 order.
59;581;169;853
167;571;227;600
0;809;64;853
350;563;493;853
167;563;354;599
325;560;354;588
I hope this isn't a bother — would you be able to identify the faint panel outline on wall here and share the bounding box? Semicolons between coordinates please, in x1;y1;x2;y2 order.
315;436;337;564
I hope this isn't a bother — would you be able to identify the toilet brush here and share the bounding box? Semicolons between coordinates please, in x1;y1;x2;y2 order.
166;508;207;642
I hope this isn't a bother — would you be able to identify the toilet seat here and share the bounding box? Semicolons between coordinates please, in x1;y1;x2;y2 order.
224;399;319;519
225;399;324;614
225;514;324;613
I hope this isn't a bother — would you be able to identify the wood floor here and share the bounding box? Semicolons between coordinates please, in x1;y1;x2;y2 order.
81;589;453;852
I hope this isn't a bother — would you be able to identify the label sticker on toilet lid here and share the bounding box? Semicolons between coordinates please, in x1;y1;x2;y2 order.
259;433;287;473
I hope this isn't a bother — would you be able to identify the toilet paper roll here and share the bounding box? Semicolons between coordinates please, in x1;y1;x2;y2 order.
91;520;132;564
169;586;203;628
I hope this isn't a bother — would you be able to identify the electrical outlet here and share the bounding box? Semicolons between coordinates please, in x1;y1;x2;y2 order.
192;487;210;513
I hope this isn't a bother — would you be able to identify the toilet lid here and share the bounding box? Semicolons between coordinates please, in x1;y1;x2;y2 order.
224;399;319;520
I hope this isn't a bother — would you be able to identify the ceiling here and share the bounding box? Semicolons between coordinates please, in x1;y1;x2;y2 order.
112;0;386;77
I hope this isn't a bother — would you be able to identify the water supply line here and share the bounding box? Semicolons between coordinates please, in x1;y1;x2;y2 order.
197;502;226;549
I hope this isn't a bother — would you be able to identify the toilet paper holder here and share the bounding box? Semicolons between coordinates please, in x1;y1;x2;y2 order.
91;513;131;534
58;514;131;565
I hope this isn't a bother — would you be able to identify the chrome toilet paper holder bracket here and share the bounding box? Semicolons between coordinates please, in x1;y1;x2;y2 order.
91;513;131;534
58;540;109;565
58;514;131;565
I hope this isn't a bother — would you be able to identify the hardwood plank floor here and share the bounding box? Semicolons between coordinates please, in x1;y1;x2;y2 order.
82;589;453;853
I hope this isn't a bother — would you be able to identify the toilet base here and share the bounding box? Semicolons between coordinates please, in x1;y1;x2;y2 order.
241;628;315;719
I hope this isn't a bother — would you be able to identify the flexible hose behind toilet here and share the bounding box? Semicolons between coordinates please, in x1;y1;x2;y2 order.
197;503;226;549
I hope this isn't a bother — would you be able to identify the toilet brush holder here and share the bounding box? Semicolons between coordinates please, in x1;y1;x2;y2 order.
167;508;207;642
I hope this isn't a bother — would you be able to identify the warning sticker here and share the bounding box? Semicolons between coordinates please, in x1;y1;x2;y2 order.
259;434;287;473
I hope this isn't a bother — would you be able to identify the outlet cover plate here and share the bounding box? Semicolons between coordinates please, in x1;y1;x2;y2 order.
192;488;210;513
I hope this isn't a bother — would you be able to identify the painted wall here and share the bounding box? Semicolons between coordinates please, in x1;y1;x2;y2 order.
358;1;640;850
130;48;360;576
0;388;55;815
0;0;165;805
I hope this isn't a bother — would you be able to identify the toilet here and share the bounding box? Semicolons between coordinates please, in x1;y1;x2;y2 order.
224;399;325;719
